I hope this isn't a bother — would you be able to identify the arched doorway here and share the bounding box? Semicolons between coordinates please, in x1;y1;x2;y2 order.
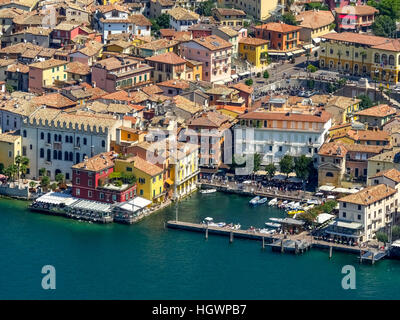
354;64;359;75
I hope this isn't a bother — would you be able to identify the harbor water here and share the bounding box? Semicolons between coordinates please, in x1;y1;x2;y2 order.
0;192;399;299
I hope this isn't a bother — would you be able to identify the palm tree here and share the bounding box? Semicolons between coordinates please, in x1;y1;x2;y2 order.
4;164;18;183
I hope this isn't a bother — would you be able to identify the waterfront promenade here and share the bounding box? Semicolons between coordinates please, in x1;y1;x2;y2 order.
198;178;314;202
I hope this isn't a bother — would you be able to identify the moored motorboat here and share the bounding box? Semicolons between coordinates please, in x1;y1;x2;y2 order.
257;197;268;205
265;222;281;228
269;217;284;223
200;189;217;194
268;198;278;206
249;196;260;206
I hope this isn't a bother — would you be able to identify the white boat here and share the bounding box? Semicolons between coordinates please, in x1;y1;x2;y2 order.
278;200;288;208
230;224;241;230
200;189;217;194
265;222;281;228
285;201;295;209
249;196;260;205
217;222;226;227
268;198;278;206
257;197;268;205
203;217;214;224
269;217;284;223
259;228;276;235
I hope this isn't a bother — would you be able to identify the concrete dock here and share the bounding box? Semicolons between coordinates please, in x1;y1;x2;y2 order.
166;220;390;261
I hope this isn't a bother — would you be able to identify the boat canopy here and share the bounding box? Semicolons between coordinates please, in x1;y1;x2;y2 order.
319;185;335;192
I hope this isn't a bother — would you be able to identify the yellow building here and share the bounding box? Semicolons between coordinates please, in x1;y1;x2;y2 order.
169;142;199;200
115;156;165;203
185;60;202;82
239;37;269;69
295;10;335;43
0;131;21;169
320;32;400;84
217;0;285;21
28;59;68;93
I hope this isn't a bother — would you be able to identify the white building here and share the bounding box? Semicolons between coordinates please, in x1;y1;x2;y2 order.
234;110;332;166
21;108;123;180
94;5;151;43
336;184;398;242
169;7;199;32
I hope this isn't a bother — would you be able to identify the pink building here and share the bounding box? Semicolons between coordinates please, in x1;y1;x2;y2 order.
180;35;232;83
188;24;214;39
325;0;365;10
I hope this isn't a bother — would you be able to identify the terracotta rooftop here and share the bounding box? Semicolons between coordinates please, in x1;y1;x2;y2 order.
0;130;21;143
335;4;378;15
189;111;230;128
255;22;301;33
32;93;76;109
66;61;91;75
369;168;400;183
7;62;29;73
169;7;199;21
138;39;179;51
345;129;390;142
145;51;186;65
141;84;163;95
321;32;389;47
356;104;397;118
72;152;117;172
213;7;246;17
239;110;331;123
338;184;396;206
192;35;232;51
29;58;67;70
127;155;163;176
239;37;268;46
158;79;190;90
230;83;254;94
296;9;334;29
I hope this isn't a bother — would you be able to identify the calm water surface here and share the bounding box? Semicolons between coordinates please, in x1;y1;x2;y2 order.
0;192;398;299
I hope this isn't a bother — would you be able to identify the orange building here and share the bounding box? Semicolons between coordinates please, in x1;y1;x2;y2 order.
254;22;301;57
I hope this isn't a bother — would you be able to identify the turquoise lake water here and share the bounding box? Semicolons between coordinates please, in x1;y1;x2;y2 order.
0;192;399;299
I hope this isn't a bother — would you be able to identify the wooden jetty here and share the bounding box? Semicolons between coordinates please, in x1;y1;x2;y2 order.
166;220;390;262
167;220;281;242
199;181;311;202
267;239;311;254
360;250;387;264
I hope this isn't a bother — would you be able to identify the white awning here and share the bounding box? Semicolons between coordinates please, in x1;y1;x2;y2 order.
318;185;335;192
213;80;225;85
268;52;286;56
292;49;305;55
231;74;239;79
303;44;314;50
286;52;293;56
312;37;321;44
238;71;250;76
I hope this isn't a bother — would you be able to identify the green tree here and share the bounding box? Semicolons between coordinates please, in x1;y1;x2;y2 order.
29;181;37;190
282;13;298;26
265;163;276;180
50;182;58;191
305;2;329;10
121;172;136;185
279;155;294;178
196;0;214;16
253;153;262;173
368;0;400;20
372;15;397;38
245;79;253;86
14;155;29;181
5;83;14;93
357;94;374;110
4;164;18;182
39;168;46;177
376;231;389;243
40;175;50;191
307;64;318;73
55;173;65;184
392;225;400;240
263;70;269;79
294;155;312;182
